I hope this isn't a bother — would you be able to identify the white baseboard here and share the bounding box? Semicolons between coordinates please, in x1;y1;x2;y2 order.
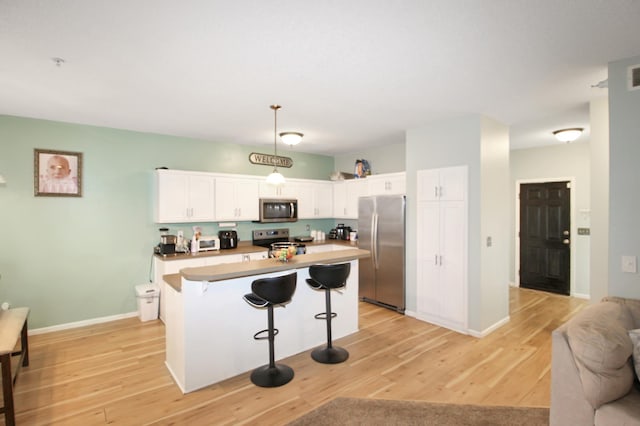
29;311;139;335
467;315;510;338
571;292;590;300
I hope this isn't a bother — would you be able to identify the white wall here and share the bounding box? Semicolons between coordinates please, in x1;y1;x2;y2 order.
334;142;406;175
407;115;509;334
590;96;609;303
479;117;510;331
608;55;640;298
509;142;591;298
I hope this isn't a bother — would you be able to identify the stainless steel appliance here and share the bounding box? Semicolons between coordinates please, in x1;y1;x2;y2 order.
218;230;238;249
251;228;306;256
358;195;405;313
257;198;298;223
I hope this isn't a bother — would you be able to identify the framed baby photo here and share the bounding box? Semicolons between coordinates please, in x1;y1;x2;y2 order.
34;149;83;197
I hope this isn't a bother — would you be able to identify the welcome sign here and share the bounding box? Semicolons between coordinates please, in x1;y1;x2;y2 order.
249;152;293;168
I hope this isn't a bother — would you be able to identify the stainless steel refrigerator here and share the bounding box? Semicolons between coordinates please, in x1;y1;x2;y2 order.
358;194;405;313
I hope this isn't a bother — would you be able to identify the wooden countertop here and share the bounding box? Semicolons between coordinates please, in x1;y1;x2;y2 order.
163;247;369;291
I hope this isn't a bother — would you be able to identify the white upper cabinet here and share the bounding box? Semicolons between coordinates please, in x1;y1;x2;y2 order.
258;180;299;199
417;167;465;202
367;172;406;195
297;181;333;219
155;170;215;223
333;179;368;219
215;177;260;221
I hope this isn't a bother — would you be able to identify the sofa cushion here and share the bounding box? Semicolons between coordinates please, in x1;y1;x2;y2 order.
629;329;640;386
567;301;634;409
604;296;640;328
594;386;640;426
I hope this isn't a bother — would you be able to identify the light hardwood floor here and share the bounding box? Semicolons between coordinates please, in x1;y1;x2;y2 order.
10;287;587;425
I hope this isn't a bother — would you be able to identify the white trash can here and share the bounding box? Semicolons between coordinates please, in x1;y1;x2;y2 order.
135;283;160;322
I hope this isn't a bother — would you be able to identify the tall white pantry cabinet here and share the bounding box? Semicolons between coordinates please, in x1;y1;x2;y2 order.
416;166;468;333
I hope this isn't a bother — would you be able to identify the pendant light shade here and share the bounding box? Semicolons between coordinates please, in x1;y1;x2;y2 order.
266;170;285;185
553;128;583;143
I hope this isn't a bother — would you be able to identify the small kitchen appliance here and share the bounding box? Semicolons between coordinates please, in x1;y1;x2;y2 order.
156;228;177;256
335;224;352;240
218;230;238;249
197;235;220;252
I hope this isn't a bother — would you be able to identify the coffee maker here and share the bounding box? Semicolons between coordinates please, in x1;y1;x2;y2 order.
156;227;177;256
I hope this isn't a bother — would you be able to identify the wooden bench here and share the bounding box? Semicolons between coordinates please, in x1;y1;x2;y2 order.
0;308;30;426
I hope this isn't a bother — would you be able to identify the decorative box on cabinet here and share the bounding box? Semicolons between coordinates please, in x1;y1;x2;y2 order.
155;170;215;223
416;166;468;333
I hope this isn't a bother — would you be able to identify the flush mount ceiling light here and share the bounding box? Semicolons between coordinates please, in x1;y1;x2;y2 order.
553;128;583;143
266;104;286;186
279;131;303;146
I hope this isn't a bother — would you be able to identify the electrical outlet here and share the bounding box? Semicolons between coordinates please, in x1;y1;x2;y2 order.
622;255;637;273
306;225;310;231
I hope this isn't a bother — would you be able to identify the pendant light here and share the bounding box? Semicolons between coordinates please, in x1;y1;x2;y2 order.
266;104;286;185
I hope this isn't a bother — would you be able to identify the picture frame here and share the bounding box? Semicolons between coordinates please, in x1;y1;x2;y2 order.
34;149;83;197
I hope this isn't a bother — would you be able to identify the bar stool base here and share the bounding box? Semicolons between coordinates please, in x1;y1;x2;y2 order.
250;364;294;387
311;346;349;364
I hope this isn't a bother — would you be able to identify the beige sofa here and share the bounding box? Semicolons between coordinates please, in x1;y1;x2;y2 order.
551;296;640;425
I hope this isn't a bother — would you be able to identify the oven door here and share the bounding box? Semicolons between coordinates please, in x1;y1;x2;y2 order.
259;198;298;223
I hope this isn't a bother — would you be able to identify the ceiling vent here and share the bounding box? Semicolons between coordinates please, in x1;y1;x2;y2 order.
629;65;640;91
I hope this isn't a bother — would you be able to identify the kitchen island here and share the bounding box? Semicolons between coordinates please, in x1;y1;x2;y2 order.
162;246;369;393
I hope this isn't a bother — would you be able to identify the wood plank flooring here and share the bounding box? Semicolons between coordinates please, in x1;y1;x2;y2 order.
8;287;587;425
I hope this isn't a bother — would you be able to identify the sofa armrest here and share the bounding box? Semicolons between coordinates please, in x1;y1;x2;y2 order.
550;324;595;426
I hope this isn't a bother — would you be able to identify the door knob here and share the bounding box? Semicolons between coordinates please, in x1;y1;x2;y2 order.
563;239;570;245
563;230;569;236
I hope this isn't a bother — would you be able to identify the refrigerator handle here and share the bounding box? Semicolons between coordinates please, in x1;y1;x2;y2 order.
372;212;379;270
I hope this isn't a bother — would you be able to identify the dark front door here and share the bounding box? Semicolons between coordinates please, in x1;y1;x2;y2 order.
519;181;571;295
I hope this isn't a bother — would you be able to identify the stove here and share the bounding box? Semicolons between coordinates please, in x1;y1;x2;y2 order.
252;228;291;248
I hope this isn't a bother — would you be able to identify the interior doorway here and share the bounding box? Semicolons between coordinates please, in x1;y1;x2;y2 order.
517;180;572;295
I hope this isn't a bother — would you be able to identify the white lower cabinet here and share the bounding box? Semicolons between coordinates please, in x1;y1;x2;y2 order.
416;166;468;332
154;250;267;321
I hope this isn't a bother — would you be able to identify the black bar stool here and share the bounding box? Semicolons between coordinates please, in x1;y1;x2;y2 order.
243;272;297;387
307;263;351;364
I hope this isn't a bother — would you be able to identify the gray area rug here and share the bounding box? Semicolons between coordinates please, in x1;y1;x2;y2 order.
287;397;549;426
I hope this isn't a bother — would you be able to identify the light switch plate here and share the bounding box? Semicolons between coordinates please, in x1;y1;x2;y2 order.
622;255;637;273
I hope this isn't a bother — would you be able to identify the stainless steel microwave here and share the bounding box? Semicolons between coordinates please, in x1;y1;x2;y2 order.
258;198;298;223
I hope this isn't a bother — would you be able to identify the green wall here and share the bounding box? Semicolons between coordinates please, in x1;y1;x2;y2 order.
608;55;640;299
0;115;334;328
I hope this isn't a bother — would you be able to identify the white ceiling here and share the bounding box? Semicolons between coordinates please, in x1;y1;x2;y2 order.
1;1;639;155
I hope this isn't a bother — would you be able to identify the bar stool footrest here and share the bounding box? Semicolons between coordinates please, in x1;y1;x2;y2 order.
253;328;278;340
314;312;337;320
